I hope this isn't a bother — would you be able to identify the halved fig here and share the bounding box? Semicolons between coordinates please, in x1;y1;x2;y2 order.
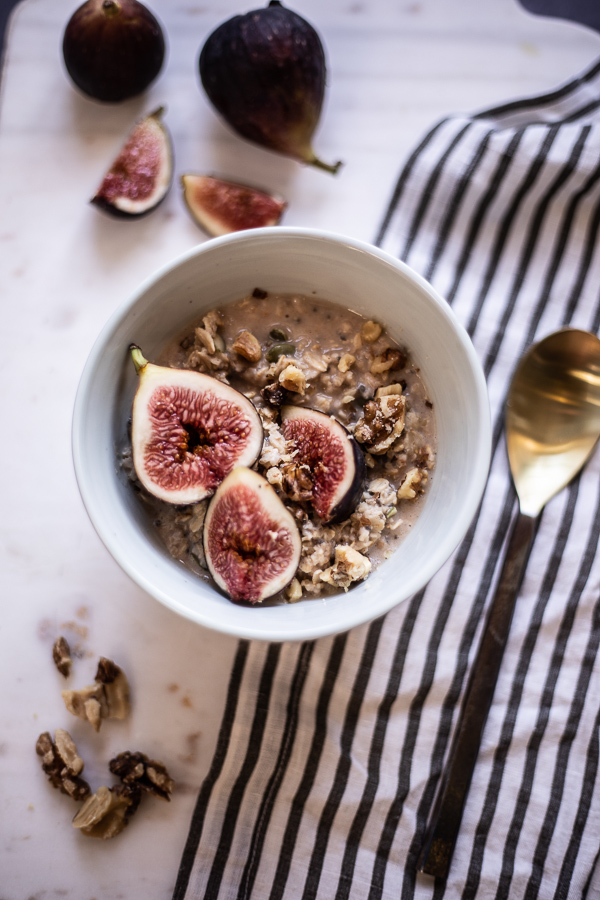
181;175;286;236
281;405;365;523
92;108;173;217
129;346;263;504
203;467;301;603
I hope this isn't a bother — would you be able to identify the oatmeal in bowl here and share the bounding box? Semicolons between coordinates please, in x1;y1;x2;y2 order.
122;290;436;605
73;228;490;641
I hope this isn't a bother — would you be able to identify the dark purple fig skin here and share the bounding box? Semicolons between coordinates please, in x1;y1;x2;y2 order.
63;0;166;103
199;1;341;174
328;436;366;525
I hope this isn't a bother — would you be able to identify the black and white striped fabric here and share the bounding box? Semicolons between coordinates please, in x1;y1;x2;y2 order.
174;61;600;900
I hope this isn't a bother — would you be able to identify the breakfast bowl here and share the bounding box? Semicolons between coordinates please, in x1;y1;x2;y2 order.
72;227;491;642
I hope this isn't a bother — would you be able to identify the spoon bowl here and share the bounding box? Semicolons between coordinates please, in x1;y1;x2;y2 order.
506;328;600;516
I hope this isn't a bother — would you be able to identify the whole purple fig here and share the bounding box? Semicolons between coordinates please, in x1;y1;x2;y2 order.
199;1;341;174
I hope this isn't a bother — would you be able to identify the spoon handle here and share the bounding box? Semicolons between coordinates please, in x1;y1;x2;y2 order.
417;510;536;880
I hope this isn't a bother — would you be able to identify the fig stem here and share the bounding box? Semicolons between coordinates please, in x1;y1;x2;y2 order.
102;0;121;16
129;344;148;375
308;155;343;175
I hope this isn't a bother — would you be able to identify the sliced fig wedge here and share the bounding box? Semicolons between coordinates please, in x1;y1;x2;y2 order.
204;467;301;603
281;405;365;523
92;108;173;217
129;347;263;505
181;175;286;236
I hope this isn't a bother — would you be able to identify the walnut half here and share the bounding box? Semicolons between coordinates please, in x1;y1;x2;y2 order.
109;751;174;802
62;657;130;732
72;784;141;840
36;730;91;802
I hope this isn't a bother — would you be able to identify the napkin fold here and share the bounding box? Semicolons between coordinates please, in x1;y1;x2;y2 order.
174;60;600;900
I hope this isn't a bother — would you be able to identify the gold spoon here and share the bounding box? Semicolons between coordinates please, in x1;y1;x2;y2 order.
418;327;600;880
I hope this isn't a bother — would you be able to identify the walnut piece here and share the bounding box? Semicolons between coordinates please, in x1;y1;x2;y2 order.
371;348;407;375
52;636;72;678
285;578;303;603
72;784;141;839
338;353;356;373
233;330;262;363
280;461;314;503
261;382;288;409
361;320;382;343
397;467;428;500
36;730;91;801
354;395;406;455
319;545;372;591
279;364;306;394
109;751;174;801
62;657;130;732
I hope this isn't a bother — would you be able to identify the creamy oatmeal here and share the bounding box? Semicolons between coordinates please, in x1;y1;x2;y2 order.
123;289;436;603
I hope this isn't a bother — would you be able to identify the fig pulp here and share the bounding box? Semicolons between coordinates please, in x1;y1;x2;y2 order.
281;405;365;523
63;0;166;103
199;1;341;174
129;347;264;505
92;108;173;217
204;467;301;603
181;175;286;236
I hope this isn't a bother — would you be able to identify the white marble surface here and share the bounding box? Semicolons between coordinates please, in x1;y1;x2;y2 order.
1;1;599;897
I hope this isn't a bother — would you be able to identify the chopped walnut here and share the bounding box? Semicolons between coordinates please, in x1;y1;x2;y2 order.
36;730;91;801
285;578;303;603
371;348;407;375
338;353;356;373
354;395;406;455
281;461;314;503
279;364;306;394
261;382;288;409
62;657;130;732
361;320;382;342
376;382;404;399
398;467;428;500
233;330;262;363
319;545;372;591
72;784;141;839
109;751;174;801
52;636;72;678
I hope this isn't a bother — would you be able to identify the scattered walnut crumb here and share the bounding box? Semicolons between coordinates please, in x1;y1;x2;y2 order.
62;657;130;732
52;636;72;678
36;730;91;801
233;330;262;363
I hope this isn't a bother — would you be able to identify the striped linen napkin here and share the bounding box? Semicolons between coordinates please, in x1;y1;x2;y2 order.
173;60;600;900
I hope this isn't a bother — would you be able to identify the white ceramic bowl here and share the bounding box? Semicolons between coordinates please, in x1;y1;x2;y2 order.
73;227;491;642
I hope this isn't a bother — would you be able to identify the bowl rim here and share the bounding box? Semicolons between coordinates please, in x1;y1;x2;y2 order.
72;226;491;641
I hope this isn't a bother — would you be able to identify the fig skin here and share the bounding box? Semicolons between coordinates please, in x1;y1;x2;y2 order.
63;0;166;103
91;107;173;218
281;405;366;524
199;1;341;174
129;347;264;505
181;175;287;236
203;467;301;604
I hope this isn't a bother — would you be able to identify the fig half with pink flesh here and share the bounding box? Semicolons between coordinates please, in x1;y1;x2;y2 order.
203;467;301;603
281;405;365;523
181;175;286;236
129;346;263;505
92;108;173;217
